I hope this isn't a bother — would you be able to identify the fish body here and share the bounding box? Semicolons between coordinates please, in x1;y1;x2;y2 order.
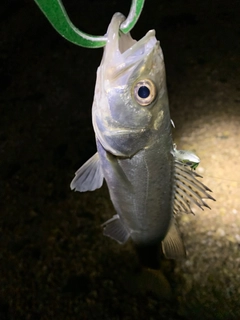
71;13;214;261
93;13;173;248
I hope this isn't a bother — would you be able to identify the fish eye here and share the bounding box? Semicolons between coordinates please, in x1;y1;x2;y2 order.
133;79;157;106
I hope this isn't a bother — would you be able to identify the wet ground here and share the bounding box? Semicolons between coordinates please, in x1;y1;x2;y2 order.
1;0;240;319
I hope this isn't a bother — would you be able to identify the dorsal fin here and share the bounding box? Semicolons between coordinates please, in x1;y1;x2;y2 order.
174;161;215;215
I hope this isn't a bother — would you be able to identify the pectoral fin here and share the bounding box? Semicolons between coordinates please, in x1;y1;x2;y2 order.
70;152;104;192
162;219;186;260
101;214;130;244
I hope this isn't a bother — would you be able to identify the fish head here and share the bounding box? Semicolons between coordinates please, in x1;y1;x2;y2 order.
93;13;170;156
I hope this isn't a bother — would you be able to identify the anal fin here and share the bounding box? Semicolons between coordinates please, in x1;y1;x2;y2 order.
162;219;186;260
101;214;130;244
70;152;104;192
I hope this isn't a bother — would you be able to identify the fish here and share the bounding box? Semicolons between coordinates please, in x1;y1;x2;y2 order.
70;13;215;267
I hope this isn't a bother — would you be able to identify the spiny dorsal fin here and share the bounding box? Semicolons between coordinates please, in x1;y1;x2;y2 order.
174;161;215;214
70;152;104;192
162;219;186;259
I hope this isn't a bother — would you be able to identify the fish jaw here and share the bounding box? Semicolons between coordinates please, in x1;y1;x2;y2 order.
100;13;157;86
92;13;168;157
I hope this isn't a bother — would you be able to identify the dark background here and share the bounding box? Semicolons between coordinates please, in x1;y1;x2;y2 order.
1;0;240;319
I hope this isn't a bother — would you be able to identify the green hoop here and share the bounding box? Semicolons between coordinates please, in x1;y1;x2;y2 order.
34;0;145;48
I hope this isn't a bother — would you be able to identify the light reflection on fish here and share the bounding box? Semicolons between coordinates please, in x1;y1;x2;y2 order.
70;13;215;267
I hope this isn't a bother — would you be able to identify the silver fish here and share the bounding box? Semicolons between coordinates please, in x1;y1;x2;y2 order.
71;13;214;262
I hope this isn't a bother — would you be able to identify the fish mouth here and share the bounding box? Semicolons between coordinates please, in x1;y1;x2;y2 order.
121;29;157;61
103;13;157;72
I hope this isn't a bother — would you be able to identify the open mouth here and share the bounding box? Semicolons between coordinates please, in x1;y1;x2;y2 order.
120;29;156;55
103;13;158;79
120;30;157;66
105;13;157;61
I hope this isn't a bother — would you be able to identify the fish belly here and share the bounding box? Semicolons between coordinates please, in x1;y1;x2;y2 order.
97;135;174;246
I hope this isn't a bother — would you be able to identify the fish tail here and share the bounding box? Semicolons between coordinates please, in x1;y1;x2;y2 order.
127;266;172;299
130;244;172;298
